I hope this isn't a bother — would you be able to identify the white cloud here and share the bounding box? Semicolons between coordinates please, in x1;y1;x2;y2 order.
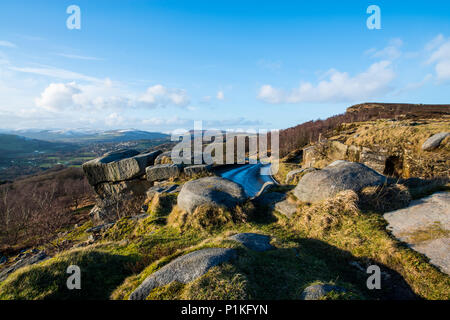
258;61;395;104
138;84;190;108
105;112;125;126
34;81;190;112
426;35;450;81
0;41;16;48
35;82;81;111
216;90;225;100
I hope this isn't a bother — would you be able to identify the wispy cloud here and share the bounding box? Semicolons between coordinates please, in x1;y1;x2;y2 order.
56;53;103;61
0;40;17;48
426;34;450;81
365;38;403;60
9;65;101;82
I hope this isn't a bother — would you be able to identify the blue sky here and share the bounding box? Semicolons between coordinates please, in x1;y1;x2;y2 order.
0;0;450;132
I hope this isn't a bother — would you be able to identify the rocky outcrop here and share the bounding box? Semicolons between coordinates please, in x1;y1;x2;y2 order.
0;251;48;282
82;150;161;185
146;164;183;182
294;161;386;203
177;177;247;214
183;164;213;177
300;284;346;300
82;149;161;223
384;192;450;275
129;248;236;300
422;132;449;151
228;233;274;252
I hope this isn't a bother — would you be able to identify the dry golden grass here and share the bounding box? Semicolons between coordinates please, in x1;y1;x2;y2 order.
359;183;412;213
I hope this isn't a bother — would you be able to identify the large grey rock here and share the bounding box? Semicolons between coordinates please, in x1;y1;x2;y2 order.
300;284;346;300
0;251;48;282
146;164;183;182
228;233;274;252
129;248;236;300
177;177;247;214
384;192;450;275
183;164;213;177
82;150;162;185
274;200;297;218
422;132;449;151
293;160;386;203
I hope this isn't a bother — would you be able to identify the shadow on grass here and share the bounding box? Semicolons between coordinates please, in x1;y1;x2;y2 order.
0;249;139;300
232;238;419;300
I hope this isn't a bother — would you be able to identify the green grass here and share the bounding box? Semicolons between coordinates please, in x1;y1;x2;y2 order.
1;189;449;300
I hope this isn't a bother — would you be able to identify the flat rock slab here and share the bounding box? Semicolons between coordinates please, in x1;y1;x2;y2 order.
177;176;247;214
300;284;346;300
129;248;236;300
228;233;274;252
274;200;297;218
83;150;162;185
422;132;449;151
384;192;450;275
146;164;183;182
294;160;385;203
0;251;48;282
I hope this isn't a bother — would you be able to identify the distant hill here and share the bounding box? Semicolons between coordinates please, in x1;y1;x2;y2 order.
279;103;450;156
5;129;169;144
0;134;75;154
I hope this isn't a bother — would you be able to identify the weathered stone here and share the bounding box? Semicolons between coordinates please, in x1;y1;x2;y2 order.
359;147;389;174
294;160;386;203
0;251;48;282
154;151;173;164
422;132;450;151
89;178;152;222
129;248;236;300
82;150;162;185
285;168;317;184
146;184;180;200
177;177;247;214
274;200;297;218
146;164;183;182
384;192;450;275
183;164;213;177
228;233;274;252
300;284;346;300
302;146;317;168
